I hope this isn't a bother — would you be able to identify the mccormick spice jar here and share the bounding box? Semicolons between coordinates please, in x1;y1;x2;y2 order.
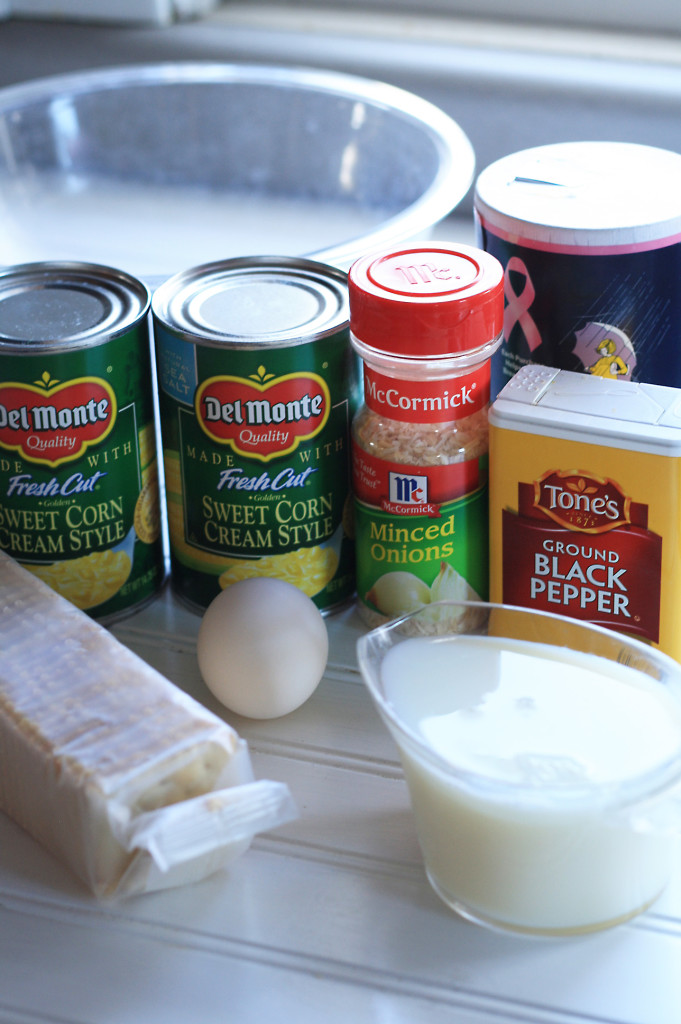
0;261;164;622
489;364;681;661
348;244;503;627
474;142;681;398
152;256;359;614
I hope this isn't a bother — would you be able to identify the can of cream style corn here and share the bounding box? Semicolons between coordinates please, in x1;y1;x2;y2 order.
152;255;360;613
0;260;164;621
475;142;681;398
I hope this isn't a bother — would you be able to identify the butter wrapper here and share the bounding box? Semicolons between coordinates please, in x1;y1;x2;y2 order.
0;551;297;898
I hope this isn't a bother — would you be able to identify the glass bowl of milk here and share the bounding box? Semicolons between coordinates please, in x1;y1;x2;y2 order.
357;602;681;936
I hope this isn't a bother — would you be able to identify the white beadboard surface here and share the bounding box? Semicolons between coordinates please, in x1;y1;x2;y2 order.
1;585;681;1024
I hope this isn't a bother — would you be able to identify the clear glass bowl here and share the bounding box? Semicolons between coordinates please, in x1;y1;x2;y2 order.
0;62;475;285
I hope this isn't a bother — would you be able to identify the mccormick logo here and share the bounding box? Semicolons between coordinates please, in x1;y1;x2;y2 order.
195;365;330;461
389;471;428;505
0;372;117;467
381;470;441;517
363;363;489;423
534;469;631;534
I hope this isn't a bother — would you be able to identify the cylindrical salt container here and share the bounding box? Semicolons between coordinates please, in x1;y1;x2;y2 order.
474;142;681;398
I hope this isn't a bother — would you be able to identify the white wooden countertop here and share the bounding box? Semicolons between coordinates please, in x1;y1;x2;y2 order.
1;583;681;1024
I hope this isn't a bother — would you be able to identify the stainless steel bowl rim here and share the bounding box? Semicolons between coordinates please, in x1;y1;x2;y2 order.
0;61;475;268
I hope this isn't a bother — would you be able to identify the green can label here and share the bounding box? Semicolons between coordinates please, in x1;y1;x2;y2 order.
350;357;492;625
352;444;490;622
0;326;164;619
156;325;359;612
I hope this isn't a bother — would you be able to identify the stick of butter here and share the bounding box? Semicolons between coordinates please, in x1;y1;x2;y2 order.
0;551;297;898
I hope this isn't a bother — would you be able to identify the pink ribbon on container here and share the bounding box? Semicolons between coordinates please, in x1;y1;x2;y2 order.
503;256;542;352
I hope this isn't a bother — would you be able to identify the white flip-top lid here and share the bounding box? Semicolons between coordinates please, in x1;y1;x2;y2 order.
490;365;681;456
475;142;681;249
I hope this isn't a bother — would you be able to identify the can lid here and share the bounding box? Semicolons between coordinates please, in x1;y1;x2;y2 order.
348;244;503;358
0;261;150;351
475;142;681;250
152;256;348;347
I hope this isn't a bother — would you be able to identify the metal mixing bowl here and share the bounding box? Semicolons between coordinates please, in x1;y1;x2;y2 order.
0;62;475;284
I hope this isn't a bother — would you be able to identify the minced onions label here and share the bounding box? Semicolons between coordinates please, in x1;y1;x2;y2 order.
348;245;504;626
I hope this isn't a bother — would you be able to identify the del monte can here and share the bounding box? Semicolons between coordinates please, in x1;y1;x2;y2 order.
152;256;359;613
0;261;164;621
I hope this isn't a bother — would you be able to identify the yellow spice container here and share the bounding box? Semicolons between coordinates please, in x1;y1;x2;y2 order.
489;365;681;661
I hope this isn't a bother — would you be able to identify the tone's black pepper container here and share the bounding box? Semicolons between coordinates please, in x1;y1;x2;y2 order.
489;364;681;661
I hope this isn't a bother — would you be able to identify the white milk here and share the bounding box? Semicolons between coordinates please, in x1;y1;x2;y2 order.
382;634;681;934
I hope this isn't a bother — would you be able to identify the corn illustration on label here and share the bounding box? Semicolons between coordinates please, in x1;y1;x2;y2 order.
0;327;164;621
154;284;359;612
489;366;681;661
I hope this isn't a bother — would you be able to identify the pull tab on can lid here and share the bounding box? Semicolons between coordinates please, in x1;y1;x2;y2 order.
348;243;503;358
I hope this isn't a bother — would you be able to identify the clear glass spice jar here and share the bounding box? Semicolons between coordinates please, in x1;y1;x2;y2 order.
348;244;503;627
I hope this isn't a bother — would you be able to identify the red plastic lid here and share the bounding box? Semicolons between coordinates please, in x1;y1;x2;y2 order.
348;243;504;357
